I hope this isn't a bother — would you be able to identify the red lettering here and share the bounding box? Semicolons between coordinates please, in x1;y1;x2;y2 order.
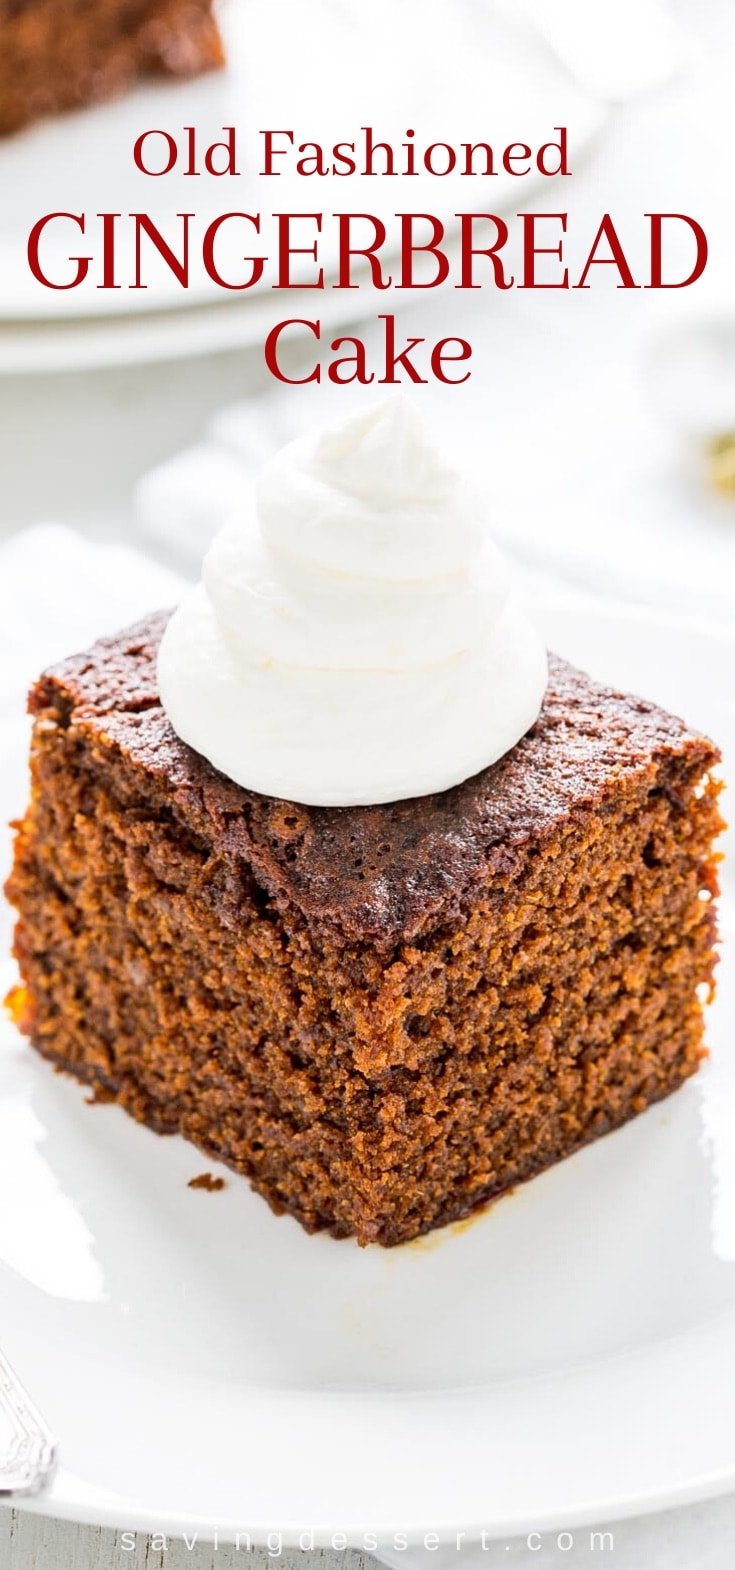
328;336;374;384
575;215;638;289
27;213;90;289
646;213;708;287
398;214;449;289
263;317;473;386
264;319;321;383
133;129;177;176
503;142;531;176
99;212;121;289
205;129;239;177
275;213;323;288
132;213;191;289
261;130;294;175
203;213;264;290
425;143;456;176
519;213;568;288
336;214;391;289
538;128;569;177
457;214;513;289
431;338;472;383
377;313;427;384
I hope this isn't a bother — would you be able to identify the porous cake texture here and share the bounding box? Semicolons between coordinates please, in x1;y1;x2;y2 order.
6;613;722;1245
0;0;223;137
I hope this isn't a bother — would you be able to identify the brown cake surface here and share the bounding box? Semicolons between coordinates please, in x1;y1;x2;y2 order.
5;612;723;1245
0;0;224;137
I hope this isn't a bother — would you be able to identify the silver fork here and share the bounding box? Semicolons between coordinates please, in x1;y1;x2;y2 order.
0;1348;56;1496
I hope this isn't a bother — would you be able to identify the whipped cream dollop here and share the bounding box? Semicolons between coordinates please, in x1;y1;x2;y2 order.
157;398;548;806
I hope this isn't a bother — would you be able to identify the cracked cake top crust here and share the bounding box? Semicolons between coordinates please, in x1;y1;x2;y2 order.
29;611;719;950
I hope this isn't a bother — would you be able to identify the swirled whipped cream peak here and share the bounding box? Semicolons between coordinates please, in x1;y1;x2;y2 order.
157;397;548;806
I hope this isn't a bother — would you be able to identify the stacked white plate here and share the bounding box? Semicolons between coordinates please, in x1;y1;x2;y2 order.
0;0;606;372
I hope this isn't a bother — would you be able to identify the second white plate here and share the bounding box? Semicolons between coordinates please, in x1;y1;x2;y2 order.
0;0;604;326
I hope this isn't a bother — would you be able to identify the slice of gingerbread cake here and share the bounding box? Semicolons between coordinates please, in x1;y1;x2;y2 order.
0;0;224;137
4;401;724;1246
6;620;721;1245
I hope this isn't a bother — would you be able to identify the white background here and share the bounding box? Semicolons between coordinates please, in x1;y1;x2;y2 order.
2;0;735;1564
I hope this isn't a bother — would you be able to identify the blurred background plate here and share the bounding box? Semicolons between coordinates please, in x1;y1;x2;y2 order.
0;0;606;337
0;285;369;374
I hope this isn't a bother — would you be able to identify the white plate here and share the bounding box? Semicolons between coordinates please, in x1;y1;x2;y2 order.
0;286;372;374
0;0;604;323
1;591;734;1545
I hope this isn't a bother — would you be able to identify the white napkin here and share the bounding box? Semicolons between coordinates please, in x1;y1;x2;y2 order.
131;393;735;627
0;525;184;940
0;523;182;767
0;523;182;673
517;0;689;101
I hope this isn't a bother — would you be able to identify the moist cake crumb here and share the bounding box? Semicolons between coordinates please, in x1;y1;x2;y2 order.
188;1172;226;1192
5;612;723;1245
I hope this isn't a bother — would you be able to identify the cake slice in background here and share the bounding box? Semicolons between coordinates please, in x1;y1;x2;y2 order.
0;0;224;137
